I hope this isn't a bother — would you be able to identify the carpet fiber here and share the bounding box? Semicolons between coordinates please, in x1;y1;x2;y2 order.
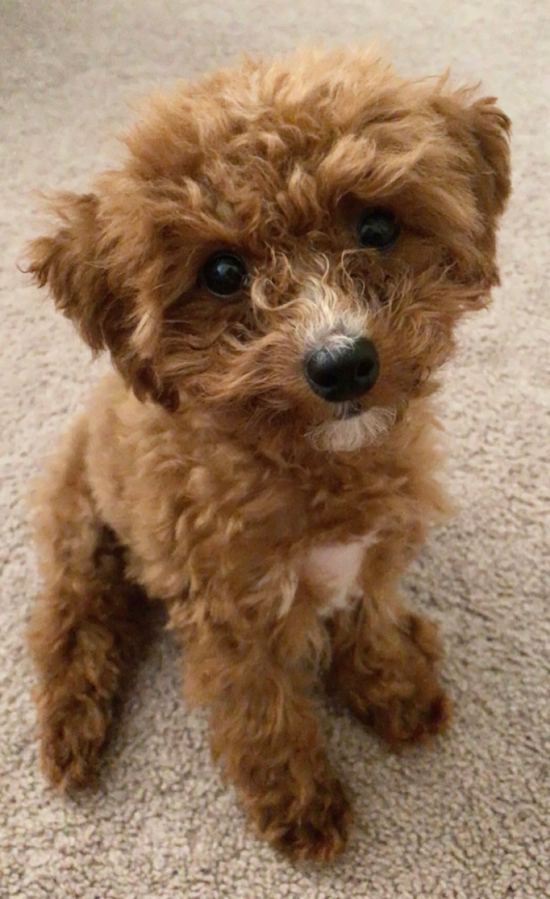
1;2;549;897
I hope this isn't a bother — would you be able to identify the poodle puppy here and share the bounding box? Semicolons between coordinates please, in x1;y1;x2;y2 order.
26;48;510;861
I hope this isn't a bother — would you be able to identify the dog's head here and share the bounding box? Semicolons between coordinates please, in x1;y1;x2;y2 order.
28;49;510;452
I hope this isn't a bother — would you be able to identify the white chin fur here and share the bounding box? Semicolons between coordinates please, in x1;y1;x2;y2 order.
308;406;397;453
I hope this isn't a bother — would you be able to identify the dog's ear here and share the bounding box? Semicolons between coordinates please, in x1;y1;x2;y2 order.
26;192;179;411
27;193;125;353
433;91;511;221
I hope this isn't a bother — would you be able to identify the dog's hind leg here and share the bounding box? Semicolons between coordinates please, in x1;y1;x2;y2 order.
28;417;145;790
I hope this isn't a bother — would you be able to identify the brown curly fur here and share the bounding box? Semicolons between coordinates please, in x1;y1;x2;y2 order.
25;48;510;861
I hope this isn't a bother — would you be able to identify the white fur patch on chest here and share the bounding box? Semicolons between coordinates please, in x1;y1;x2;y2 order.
302;532;379;616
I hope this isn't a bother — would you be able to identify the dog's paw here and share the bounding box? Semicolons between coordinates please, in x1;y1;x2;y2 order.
257;775;352;862
37;696;109;791
366;683;452;745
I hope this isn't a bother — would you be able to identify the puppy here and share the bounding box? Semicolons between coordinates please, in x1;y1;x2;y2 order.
26;48;510;861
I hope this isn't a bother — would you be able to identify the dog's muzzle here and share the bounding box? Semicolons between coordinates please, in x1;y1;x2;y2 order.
304;337;380;403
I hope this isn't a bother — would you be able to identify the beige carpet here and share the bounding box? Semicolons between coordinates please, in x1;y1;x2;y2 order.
1;1;549;897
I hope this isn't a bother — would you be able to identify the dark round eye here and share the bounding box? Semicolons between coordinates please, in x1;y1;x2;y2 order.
200;252;248;299
357;207;400;251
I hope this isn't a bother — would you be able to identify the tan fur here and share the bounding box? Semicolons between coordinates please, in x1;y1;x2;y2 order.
25;47;510;861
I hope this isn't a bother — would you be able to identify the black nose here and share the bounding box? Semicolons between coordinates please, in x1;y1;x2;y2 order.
304;337;380;402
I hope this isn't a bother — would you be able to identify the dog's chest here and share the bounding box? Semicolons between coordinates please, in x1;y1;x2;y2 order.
300;532;379;615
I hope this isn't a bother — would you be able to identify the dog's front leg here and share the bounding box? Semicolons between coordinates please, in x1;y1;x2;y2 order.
174;590;351;861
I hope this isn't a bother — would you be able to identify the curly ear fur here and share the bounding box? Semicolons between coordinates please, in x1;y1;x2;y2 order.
433;91;511;221
26;193;179;411
470;97;511;217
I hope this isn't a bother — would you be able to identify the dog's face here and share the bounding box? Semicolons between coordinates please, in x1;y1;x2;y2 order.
29;49;510;452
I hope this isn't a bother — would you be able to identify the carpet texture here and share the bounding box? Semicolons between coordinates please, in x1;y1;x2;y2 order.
1;2;549;897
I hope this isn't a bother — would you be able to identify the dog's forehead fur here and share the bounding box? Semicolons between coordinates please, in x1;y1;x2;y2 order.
119;49;483;250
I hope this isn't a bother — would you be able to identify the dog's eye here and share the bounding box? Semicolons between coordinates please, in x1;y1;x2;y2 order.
357;208;400;251
200;252;248;299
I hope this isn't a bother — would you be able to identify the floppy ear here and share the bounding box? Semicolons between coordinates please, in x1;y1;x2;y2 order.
26;192;179;410
433;91;511;221
469;97;511;218
27;193;125;351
